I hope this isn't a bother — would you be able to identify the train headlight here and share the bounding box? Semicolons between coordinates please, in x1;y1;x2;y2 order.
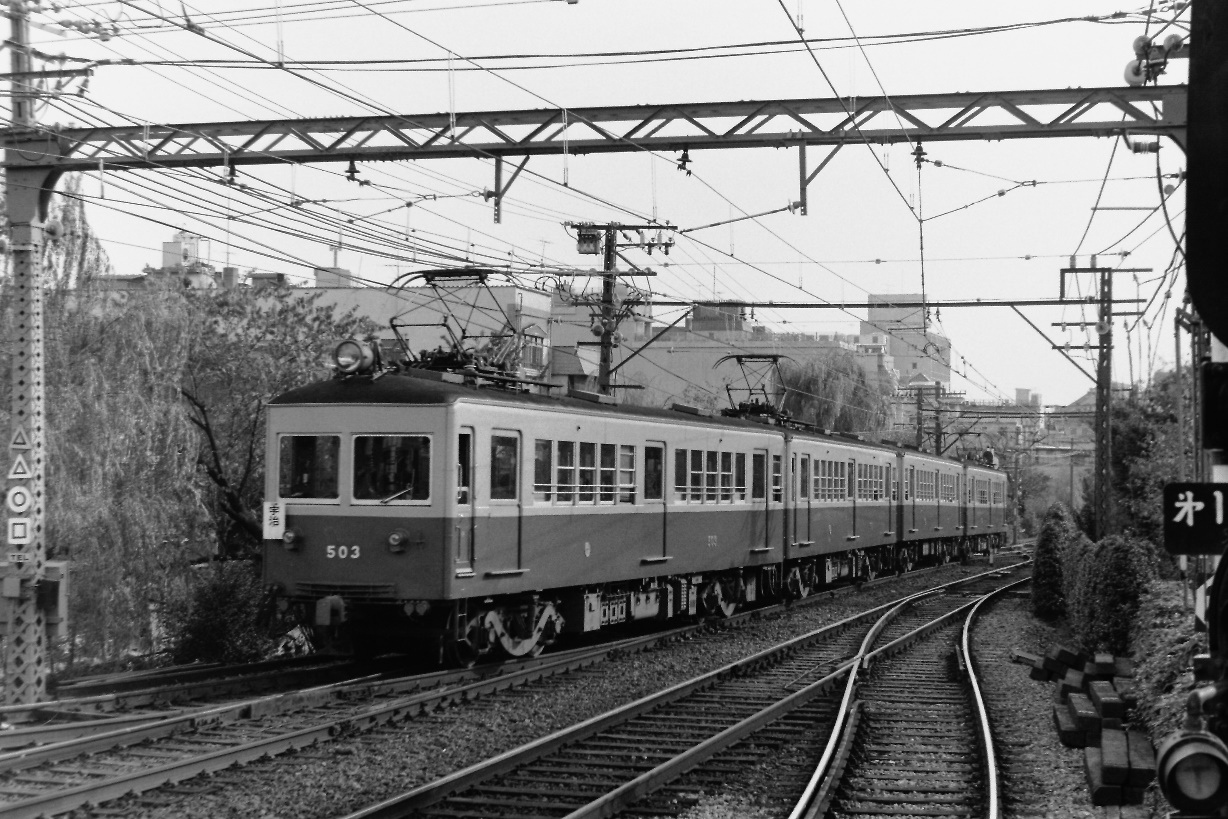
387;528;410;554
282;528;300;551
1158;730;1228;813
334;339;375;374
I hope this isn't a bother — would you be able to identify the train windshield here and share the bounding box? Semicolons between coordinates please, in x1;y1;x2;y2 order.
353;435;431;503
279;435;340;499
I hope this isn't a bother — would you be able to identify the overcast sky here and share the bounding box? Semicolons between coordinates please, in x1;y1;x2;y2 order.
23;0;1189;406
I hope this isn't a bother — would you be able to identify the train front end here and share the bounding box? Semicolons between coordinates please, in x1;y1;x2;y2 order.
262;343;453;656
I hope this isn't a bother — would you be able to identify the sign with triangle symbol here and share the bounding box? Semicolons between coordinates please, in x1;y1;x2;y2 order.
8;454;32;481
9;427;31;450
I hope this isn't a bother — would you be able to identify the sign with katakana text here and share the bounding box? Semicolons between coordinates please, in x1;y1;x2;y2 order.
1164;483;1228;555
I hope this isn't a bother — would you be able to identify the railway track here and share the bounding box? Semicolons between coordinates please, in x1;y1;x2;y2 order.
0;553;1027;819
790;572;1020;819
335;562;1028;819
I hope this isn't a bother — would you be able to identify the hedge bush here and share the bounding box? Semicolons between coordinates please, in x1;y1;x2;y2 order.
1031;502;1078;620
164;560;272;665
1063;534;1160;654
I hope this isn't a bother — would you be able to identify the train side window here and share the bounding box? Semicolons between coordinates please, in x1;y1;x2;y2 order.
752;453;766;500
534;440;552;501
734;453;747;501
720;452;733;502
457;432;472;504
579;443;597;503
690;450;704;503
490;435;518;501
645;445;664;501
279;434;340;500
799;456;810;501
837;461;847;499
353;435;431;502
848;460;856;499
557;441;576;503
705;451;719;502
674;449;688;501
771;455;783;502
618;445;636;504
599;444;617;503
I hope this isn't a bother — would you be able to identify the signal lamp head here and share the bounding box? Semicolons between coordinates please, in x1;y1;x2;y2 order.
387;528;411;554
334;338;375;374
1158;730;1228;814
282;528;300;551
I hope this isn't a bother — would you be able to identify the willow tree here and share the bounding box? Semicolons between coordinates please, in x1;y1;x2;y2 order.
41;286;211;665
779;351;890;435
181;287;378;557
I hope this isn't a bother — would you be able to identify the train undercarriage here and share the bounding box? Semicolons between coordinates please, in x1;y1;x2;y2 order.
301;534;1005;665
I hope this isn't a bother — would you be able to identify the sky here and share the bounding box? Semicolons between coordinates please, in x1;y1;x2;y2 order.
18;0;1190;407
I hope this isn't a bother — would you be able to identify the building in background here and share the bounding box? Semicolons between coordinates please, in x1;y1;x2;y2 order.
860;293;951;388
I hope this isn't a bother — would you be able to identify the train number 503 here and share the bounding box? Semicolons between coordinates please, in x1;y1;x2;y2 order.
326;545;361;559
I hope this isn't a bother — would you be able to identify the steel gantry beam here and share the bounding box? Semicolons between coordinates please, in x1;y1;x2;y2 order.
5;85;1185;173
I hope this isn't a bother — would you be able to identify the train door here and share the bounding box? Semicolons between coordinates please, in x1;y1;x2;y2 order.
908;464;917;533
848;458;857;539
799;454;812;545
936;469;943;531
889;461;898;537
454;428;475;573
645;442;667;558
489;431;522;569
751;449;770;552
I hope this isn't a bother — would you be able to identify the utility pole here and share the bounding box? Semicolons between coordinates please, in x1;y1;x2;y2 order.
1061;257;1131;541
3;2;54;704
1094;262;1113;541
567;222;673;396
915;388;924;450
933;385;944;456
598;226;618;395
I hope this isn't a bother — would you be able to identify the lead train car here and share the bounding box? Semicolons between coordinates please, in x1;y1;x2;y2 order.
263;369;1009;663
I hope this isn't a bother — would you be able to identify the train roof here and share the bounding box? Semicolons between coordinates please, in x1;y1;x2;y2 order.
272;370;995;469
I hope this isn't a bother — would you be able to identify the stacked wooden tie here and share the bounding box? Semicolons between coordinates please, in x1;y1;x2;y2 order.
1013;645;1155;810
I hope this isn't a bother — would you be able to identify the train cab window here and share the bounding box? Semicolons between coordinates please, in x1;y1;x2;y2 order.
674;449;688;501
352;435;431;503
534;440;552;501
490;436;518;501
619;445;636;503
771;455;783;502
599;444;617;503
720;452;733;502
457;433;472;504
579;443;597;502
645;445;664;501
752;453;766;500
735;453;747;501
557;442;576;502
279;435;340;500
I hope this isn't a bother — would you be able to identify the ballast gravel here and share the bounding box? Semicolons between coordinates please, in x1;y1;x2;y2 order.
972;594;1100;819
112;557;1033;819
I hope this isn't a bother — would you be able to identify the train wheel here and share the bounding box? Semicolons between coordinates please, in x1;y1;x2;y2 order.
786;565;813;599
860;552;878;582
443;608;489;668
699;579;738;617
896;547;914;574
